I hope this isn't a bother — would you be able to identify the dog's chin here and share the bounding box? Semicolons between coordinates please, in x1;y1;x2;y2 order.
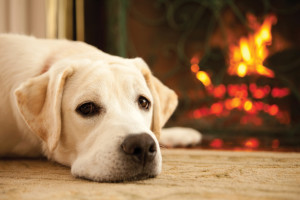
71;160;162;182
75;172;158;183
72;166;161;182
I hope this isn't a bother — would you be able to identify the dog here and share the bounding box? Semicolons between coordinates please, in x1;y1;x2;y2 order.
0;34;201;182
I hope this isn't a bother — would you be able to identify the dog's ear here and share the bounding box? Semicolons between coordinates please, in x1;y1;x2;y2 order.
133;58;178;139
14;66;74;152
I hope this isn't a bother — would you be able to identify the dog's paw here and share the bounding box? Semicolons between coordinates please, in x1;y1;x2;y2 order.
160;127;202;148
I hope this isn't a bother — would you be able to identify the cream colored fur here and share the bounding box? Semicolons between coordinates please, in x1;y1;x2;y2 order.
0;34;201;182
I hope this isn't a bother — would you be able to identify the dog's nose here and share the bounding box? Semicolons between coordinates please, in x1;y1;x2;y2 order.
121;133;157;166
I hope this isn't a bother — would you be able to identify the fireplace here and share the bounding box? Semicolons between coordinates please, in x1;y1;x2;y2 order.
87;0;300;151
183;13;298;151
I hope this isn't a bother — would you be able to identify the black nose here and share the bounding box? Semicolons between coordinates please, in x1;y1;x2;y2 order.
121;133;157;166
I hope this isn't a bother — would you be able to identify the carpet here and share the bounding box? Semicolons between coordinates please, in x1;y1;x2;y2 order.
0;149;299;200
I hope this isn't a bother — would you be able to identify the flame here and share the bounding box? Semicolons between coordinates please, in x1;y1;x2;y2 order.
228;14;277;77
190;55;212;88
237;63;247;77
196;71;212;87
188;15;291;128
240;38;252;62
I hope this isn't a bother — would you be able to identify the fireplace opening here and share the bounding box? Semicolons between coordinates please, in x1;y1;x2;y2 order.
102;0;300;151
185;13;298;151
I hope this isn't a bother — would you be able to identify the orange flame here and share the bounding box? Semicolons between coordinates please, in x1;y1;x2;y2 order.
228;14;277;77
196;71;212;87
188;15;291;126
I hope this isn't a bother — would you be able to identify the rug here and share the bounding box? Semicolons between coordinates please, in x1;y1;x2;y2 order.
0;149;299;200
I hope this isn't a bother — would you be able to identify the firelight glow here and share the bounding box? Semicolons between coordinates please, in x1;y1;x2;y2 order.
191;64;199;73
237;63;247;77
196;71;211;87
228;14;277;78
243;100;253;111
188;14;291;129
244;138;260;148
240;38;252;62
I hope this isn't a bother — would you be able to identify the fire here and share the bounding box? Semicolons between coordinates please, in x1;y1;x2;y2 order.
228;14;277;77
190;56;212;87
191;64;199;73
210;138;223;148
244;138;260;148
243;100;253;112
211;102;223;115
188;14;291;130
237;63;247;77
196;71;212;87
188;82;290;124
240;38;252;62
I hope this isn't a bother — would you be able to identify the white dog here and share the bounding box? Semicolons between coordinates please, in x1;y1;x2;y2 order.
0;34;201;182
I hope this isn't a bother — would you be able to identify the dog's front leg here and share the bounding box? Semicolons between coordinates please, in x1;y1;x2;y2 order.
160;127;202;148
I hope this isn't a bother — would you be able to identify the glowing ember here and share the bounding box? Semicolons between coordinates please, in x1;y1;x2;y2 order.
231;97;242;108
244;138;260;148
271;88;290;98
190;55;200;65
213;84;226;98
196;71;212;87
243;100;253;112
210;138;223;148
191;64;199;73
272;139;280;149
268;104;279;116
250;84;270;99
211;102;223;115
228;14;277;77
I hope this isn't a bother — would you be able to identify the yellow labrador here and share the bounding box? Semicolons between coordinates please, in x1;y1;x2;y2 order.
0;34;201;182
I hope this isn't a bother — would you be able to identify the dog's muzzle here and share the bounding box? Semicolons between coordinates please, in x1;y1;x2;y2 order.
121;133;157;167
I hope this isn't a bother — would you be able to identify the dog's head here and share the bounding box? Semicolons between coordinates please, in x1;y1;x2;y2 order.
14;57;177;182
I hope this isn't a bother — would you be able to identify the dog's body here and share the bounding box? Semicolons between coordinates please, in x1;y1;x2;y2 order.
0;34;201;182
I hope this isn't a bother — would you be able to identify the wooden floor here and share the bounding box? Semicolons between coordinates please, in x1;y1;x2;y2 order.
1;149;300;200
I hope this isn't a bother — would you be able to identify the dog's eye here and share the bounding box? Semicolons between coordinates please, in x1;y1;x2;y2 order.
138;96;150;110
76;102;100;117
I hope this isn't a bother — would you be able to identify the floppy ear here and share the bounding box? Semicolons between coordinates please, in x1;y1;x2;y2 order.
14;66;74;152
133;58;178;139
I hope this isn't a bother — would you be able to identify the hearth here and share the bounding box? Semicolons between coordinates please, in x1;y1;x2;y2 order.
99;0;300;151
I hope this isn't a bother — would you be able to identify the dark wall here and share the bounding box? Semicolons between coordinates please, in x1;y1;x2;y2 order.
84;0;107;51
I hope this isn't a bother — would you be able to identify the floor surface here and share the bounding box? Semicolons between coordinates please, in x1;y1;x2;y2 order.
1;149;299;200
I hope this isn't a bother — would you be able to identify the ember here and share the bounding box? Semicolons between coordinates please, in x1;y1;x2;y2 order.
244;138;260;149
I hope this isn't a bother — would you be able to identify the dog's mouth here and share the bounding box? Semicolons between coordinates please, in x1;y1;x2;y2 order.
75;171;157;183
109;173;157;183
71;138;162;183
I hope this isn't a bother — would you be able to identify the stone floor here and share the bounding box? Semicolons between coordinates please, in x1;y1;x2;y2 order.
1;149;300;200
